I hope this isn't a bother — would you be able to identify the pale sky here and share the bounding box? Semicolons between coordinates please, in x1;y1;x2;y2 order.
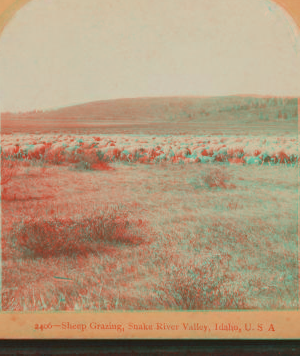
0;0;299;112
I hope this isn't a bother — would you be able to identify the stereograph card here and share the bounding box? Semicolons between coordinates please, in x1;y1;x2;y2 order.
0;0;299;340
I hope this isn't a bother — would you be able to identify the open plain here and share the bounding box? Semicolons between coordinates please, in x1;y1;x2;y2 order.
1;96;298;311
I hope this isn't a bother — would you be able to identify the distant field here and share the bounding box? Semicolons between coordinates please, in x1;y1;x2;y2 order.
1;96;298;136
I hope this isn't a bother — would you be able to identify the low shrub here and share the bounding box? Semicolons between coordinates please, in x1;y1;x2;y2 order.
201;166;233;189
12;209;132;258
155;254;246;310
43;146;66;165
60;149;112;170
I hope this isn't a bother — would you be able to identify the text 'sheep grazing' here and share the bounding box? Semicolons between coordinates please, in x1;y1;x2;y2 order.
34;322;276;333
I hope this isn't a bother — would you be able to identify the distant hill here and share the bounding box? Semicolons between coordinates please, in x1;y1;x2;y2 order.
1;96;298;136
2;96;298;122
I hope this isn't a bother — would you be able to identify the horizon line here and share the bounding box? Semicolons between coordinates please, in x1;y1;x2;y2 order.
1;93;299;114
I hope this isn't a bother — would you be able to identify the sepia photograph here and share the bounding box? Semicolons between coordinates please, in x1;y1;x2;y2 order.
0;0;299;338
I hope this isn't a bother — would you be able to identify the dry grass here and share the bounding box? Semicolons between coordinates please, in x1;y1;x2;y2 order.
154;253;246;310
1;157;20;200
1;157;298;311
1;159;18;186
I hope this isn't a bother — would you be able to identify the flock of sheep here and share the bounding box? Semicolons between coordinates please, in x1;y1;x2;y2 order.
1;133;298;165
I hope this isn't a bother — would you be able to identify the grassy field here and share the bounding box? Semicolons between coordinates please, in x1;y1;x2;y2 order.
1;157;298;311
1;96;298;310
